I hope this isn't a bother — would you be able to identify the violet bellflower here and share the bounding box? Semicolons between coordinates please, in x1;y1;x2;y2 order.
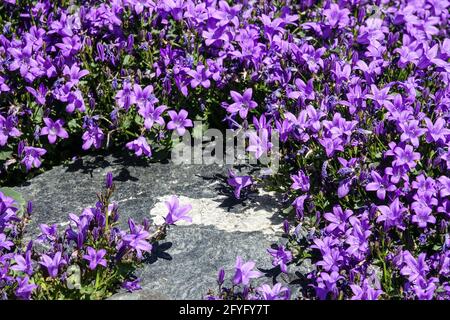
167;109;193;136
83;247;107;270
40;118;69;144
125;136;152;157
267;245;292;273
227;88;257;119
227;169;253;199
21;146;47;171
232;256;262;286
39;252;66;278
164;196;192;225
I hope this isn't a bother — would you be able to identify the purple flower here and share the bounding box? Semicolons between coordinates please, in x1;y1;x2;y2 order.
323;3;350;28
126;136;152;157
55;36;82;57
164;196;192;225
411;202;435;228
315;271;342;300
122;278;142;292
290;170;310;192
0;114;21;146
134;84;158;108
187;65;211;89
15;276;38;300
83;247;107;270
324;206;353;234
227;170;253;199
246;129;272;159
122;218;152;259
40;118;69;144
350;280;383;300
377;198;407;230
115;81;136;111
267;245;292;273
365;171;396;200
399;120;426;147
82;123;104;150
0;233;14;250
401;251;429;283
11;251;33;275
26;84;47;105
257;283;290;300
319;137;344;157
63;64;89;87
227;88;257;119
393;145;421;169
138;105;167;130
167;109;193;136
232;256;262;286
21;146;47;171
39;252;66;278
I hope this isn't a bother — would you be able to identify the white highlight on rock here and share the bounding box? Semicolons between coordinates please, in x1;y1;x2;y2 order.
149;192;284;236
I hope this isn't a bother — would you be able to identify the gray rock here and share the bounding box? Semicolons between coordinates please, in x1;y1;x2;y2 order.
15;152;294;299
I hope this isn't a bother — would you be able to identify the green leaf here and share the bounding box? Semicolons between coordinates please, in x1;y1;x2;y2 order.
0;150;12;161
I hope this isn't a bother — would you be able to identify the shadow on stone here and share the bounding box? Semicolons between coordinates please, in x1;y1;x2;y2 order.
144;241;173;265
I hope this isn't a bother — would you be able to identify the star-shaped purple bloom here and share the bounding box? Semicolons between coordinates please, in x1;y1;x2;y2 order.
164;196;192;225
167;109;193;136
233;256;262;286
40;118;69;144
83;247;107;270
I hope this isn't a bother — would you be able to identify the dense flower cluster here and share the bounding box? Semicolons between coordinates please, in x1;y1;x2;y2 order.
0;0;449;299
0;173;191;299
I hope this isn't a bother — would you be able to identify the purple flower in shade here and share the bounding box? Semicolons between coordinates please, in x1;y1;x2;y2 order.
227;88;257;119
105;172;114;189
125;136;152;157
122;278;141;292
55;35;82;57
167;109;193;136
315;271;342;300
424;117;450;144
411;201;435;229
0;75;10;92
232;256;262;286
82;124;104;150
350;280;383;300
39;252;66;278
66;90;86;113
376;198;407;230
365;170;396;200
246;129;272;159
187;65;211;89
164;196;192;225
399;120;426;147
122;218;152;259
393;145;421;169
40;118;69;144
257;283;290;300
21;146;46;171
0;115;21;146
323;3;350;28
267;245;292;273
15;276;37;300
324;205;353;234
26;83;47;105
0;233;14;250
318;137;344;157
115;81;136;111
292;194;308;219
290;170;310;192
11;251;33;275
227;170;253;199
83;247;107;270
401;251;429;283
138;105;167;130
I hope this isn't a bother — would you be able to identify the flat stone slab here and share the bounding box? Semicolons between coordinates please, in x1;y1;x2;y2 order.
15;152;293;299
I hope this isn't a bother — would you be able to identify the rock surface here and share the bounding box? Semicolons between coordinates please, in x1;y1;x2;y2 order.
15;152;293;299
